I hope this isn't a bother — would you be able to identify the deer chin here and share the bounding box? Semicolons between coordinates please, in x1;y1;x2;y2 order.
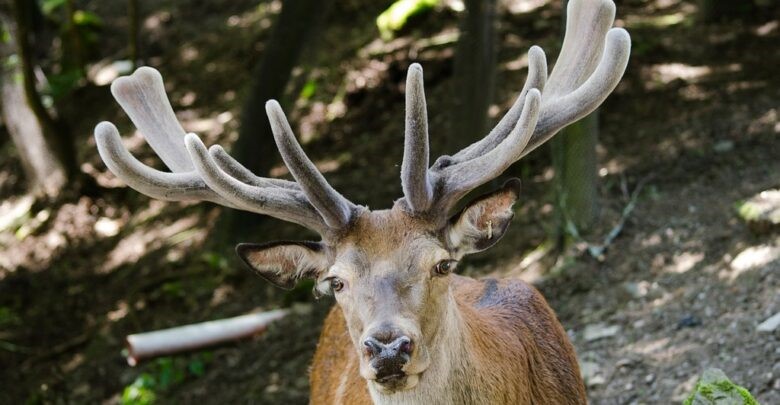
369;372;421;394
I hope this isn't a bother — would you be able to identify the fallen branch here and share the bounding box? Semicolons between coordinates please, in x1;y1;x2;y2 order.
125;309;288;366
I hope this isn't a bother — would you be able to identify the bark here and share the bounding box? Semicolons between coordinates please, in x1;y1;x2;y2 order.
0;1;72;197
449;0;497;153
1;63;67;197
550;113;599;241
227;0;332;233
128;0;140;68
7;0;78;183
550;0;599;246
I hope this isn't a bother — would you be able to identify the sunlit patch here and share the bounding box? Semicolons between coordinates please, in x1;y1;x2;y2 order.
667;251;704;274
754;20;778;37
107;300;130;322
506;0;550;15
100;215;203;273
725;242;780;281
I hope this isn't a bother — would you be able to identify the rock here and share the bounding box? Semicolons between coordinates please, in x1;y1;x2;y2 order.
623;281;651;299
713;140;734;153
757;312;780;332
683;368;758;405
677;314;702;329
736;189;780;234
583;323;621;341
579;361;605;387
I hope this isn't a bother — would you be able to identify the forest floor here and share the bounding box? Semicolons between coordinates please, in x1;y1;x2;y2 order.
0;0;778;404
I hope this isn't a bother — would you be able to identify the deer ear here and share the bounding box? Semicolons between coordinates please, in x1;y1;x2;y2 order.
236;241;330;290
445;179;521;256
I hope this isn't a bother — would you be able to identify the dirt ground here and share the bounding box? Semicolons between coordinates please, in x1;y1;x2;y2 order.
0;0;778;404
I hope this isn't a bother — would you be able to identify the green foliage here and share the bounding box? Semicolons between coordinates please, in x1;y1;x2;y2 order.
0;306;20;327
44;68;83;100
41;0;67;16
201;251;230;272
122;373;156;405
299;79;318;100
376;0;438;40
121;354;213;404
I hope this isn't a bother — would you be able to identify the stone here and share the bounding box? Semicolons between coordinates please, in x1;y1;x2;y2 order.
583;323;621;341
579;361;605;387
757;311;780;332
736;189;780;234
683;368;758;405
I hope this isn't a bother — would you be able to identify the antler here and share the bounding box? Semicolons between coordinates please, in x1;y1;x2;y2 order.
399;0;630;218
95;67;357;236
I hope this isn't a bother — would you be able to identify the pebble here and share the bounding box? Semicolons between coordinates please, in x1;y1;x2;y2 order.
677;314;702;329
757;312;780;332
583;323;621;341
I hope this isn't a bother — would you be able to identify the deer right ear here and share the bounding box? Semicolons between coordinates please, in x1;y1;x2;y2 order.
444;179;522;257
236;241;330;290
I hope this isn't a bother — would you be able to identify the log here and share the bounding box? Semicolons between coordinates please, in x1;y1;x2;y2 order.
125;309;288;366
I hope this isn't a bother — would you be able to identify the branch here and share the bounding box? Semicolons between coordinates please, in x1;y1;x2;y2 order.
125;309;289;366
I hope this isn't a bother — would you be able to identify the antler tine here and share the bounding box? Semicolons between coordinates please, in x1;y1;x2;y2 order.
110;67;193;173
265;101;356;229
183;134;327;232
95;121;237;206
445;46;548;165
525;27;630;155
401;63;433;212
208;144;300;190
97;66;356;236
400;0;629;218
437;89;541;207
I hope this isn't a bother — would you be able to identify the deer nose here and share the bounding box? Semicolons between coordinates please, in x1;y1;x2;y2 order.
362;335;413;380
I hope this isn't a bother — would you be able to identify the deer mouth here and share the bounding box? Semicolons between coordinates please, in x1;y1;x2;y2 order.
371;372;421;393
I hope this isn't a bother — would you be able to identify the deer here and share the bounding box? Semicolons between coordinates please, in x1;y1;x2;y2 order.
94;0;629;403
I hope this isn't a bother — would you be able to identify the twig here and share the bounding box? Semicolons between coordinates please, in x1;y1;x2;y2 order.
587;174;654;259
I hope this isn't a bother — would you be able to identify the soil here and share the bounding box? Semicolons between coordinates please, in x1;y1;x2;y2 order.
0;0;778;404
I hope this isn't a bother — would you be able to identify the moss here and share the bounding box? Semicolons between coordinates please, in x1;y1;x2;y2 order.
683;368;759;405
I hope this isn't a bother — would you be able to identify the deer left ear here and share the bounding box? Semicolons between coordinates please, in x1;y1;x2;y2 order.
445;179;521;256
236;241;330;290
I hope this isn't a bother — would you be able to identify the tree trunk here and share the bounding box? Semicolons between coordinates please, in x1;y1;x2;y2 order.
0;1;74;197
1;63;67;197
550;113;599;244
550;0;599;247
226;0;332;234
449;0;496;153
128;0;140;68
7;0;78;183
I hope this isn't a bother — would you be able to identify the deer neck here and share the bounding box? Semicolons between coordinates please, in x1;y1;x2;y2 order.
367;290;486;405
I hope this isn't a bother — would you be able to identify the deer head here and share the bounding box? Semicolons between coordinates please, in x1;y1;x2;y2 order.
95;0;629;395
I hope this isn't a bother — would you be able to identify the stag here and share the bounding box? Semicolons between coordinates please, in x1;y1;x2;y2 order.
95;0;630;403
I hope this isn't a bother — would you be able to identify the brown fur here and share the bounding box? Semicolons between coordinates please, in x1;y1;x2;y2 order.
310;275;586;404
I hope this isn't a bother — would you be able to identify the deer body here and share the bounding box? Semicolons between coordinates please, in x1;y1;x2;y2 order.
93;1;629;403
312;272;585;405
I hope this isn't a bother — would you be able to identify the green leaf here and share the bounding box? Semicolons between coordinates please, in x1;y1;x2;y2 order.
73;10;103;27
376;0;438;40
41;0;67;16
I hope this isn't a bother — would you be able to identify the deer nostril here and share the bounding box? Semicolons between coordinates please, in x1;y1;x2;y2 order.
363;337;382;357
396;336;413;356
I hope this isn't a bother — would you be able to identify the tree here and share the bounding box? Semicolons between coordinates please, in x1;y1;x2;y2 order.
0;0;77;197
227;0;333;233
550;0;600;247
449;0;497;153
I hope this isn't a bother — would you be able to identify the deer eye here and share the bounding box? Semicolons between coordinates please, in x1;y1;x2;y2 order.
433;259;457;276
329;277;345;292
